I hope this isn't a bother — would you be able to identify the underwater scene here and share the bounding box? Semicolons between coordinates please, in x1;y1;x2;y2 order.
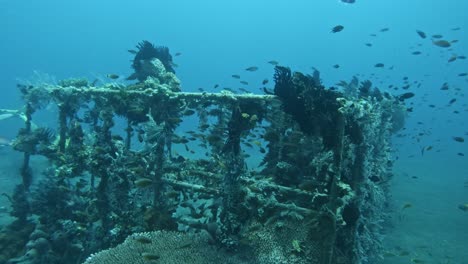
0;1;467;263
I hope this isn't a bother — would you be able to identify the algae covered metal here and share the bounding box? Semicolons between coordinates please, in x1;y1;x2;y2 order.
2;44;406;264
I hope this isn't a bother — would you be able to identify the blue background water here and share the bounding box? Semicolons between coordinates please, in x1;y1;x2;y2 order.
1;0;467;262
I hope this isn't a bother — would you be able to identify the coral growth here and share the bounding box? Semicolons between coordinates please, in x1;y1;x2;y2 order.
83;231;248;264
127;40;176;82
2;63;406;264
273;66;342;149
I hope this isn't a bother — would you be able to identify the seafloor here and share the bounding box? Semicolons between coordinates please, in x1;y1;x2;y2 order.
382;156;468;263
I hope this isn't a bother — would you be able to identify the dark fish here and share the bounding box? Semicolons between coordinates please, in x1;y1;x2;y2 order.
451;39;459;43
458;203;468;212
451;27;461;31
333;64;340;68
214;84;219;88
331;25;344;33
267;60;279;65
128;49;137;54
183;109;196;116
341;0;355;3
231;74;240;79
174;52;182;56
262;79;269;85
412;51;422;55
141;253;160;261
458;55;466;59
458;73;467;77
432;34;443;39
448;55;457;62
245;66;258;72
398;92;415;101
365;43;372;47
433;40;451;48
240;81;249;85
416;30;426;39
133;236;152;244
449;98;456;104
440;83;449;90
380;28;389;32
457;153;465;157
374;63;385;68
106;74;119;79
453;136;464;142
402;203;412;210
176;241;193;249
263;87;274;94
134;178;153;188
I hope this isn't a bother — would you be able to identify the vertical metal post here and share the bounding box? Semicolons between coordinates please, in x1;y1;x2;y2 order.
125;119;132;151
20;103;33;190
322;113;346;264
58;103;67;152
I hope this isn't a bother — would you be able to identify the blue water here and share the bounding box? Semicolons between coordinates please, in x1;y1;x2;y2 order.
1;0;467;263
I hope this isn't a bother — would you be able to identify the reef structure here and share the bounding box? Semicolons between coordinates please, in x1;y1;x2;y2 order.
2;60;405;264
